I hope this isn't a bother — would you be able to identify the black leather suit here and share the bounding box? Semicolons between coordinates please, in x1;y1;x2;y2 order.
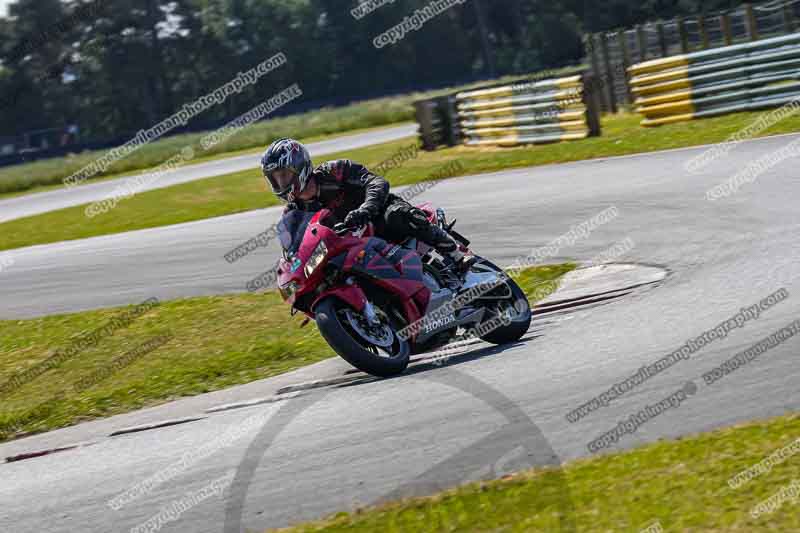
285;159;458;253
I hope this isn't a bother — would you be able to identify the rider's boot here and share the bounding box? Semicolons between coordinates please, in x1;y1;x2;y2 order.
425;227;475;276
405;207;475;276
445;248;477;275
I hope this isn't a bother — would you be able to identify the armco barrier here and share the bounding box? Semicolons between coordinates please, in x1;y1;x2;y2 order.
455;74;601;146
629;32;800;126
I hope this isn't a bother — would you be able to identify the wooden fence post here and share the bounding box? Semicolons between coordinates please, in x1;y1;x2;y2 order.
698;15;710;49
588;34;611;113
581;72;602;137
636;25;648;62
656;21;668;57
599;33;618;113
617;30;632;106
720;13;733;46
677;16;689;53
783;2;796;33
745;4;759;41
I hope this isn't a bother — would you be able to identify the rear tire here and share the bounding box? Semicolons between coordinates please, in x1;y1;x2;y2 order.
315;297;410;377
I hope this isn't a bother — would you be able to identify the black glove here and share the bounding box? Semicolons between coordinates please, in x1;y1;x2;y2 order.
344;208;370;228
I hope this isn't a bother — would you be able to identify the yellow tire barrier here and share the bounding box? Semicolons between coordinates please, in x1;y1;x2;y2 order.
455;74;600;146
629;33;800;127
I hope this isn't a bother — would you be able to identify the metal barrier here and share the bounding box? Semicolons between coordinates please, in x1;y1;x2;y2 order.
629;32;800;126
586;0;800;113
454;74;601;146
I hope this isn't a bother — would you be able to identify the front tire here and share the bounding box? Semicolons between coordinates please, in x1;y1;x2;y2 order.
473;259;533;345
315;297;410;377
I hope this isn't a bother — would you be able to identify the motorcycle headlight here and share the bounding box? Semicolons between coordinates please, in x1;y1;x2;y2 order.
279;281;299;301
304;241;328;277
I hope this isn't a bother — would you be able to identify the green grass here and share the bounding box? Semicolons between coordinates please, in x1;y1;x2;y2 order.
0;99;414;196
274;411;800;532
3;108;800;252
0;264;574;442
0;139;423;250
0;66;583;197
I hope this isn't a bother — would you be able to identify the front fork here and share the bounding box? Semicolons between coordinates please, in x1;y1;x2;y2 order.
311;280;424;339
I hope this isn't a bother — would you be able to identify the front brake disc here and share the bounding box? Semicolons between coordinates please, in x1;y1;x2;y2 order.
343;309;394;348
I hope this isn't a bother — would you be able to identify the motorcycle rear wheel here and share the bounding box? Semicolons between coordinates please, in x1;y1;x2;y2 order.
315;297;410;377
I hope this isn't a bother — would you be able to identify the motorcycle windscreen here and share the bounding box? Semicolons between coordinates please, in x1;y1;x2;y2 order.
277;209;315;255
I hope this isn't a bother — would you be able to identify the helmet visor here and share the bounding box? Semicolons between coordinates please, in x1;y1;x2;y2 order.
266;167;298;199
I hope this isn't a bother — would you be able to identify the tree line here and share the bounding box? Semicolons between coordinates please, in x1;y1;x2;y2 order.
0;0;745;140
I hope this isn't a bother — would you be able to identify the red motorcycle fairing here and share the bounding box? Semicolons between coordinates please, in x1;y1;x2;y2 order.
277;208;431;330
276;209;372;308
311;285;367;313
343;237;430;322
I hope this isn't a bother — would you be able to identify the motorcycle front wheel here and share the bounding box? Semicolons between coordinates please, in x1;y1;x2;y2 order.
472;258;533;345
315;297;410;377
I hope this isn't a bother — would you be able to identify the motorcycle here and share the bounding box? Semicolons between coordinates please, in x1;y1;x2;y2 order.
275;203;532;377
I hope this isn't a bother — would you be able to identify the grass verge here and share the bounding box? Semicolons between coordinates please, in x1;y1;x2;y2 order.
0;122;414;201
0;138;419;250
3;109;800;252
0;99;414;196
273;411;800;532
0;263;575;442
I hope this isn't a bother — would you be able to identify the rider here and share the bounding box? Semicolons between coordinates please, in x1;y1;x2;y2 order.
261;138;474;273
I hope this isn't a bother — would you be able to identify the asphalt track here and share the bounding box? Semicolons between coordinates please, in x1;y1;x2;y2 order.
0;123;418;223
1;133;800;532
